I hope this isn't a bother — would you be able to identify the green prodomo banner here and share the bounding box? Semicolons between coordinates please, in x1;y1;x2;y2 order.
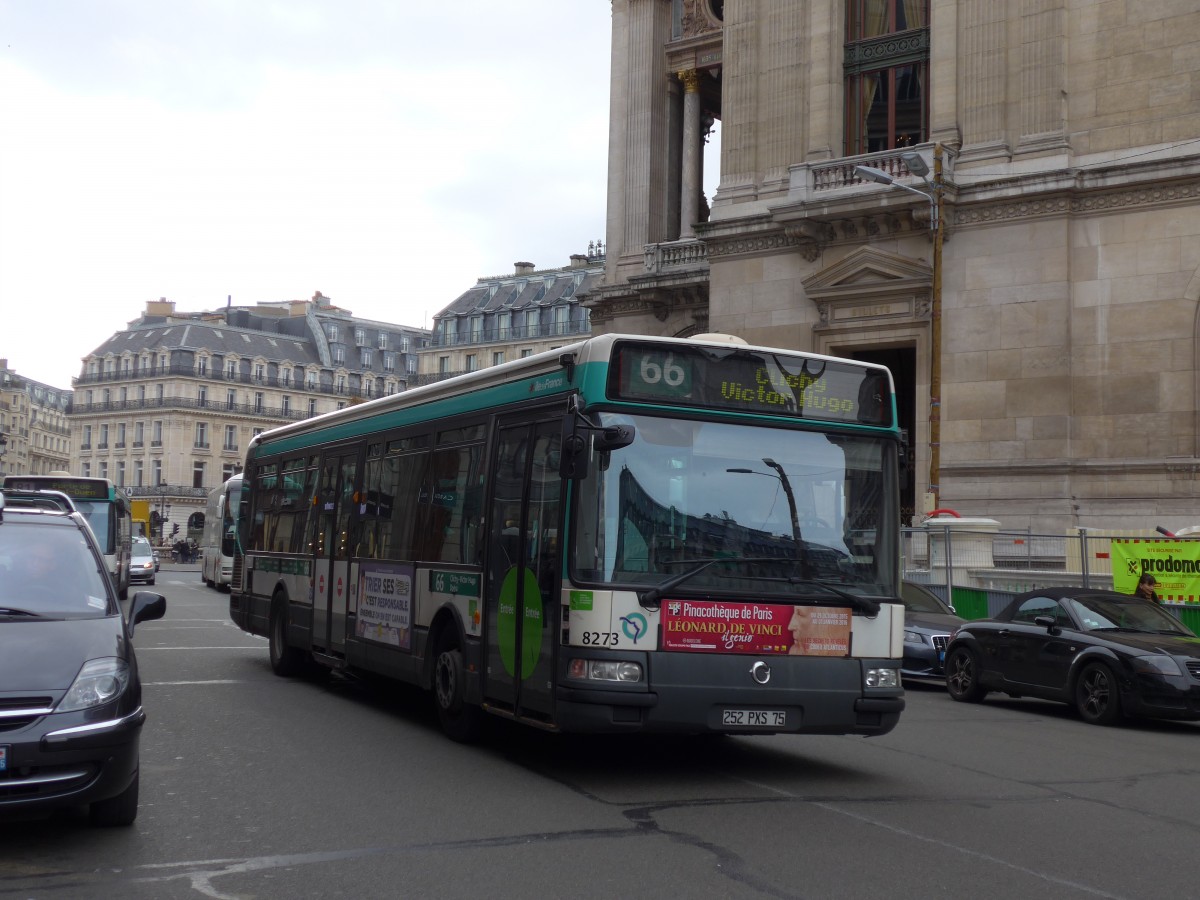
1111;539;1200;603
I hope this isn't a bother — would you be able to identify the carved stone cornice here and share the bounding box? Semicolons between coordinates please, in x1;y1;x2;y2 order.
583;282;709;327
680;0;721;39
955;178;1200;227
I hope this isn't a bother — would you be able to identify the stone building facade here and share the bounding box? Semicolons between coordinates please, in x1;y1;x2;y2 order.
0;360;72;478
418;249;603;383
586;0;1200;531
69;297;428;540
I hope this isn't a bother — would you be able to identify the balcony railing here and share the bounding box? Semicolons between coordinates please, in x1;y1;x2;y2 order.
428;320;590;349
72;363;413;398
69;397;309;421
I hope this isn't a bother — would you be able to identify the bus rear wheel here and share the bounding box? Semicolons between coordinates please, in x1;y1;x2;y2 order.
269;594;304;677
433;632;483;743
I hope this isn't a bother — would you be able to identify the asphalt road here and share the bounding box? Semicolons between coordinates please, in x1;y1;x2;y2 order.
3;572;1198;899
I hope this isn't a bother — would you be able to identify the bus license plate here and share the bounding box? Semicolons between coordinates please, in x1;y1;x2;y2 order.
722;709;785;728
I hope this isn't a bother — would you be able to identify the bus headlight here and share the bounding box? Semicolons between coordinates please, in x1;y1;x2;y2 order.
864;667;899;689
568;659;644;683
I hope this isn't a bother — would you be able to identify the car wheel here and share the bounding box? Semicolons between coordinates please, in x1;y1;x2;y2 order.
148;577;155;585
945;646;988;703
1075;661;1122;726
89;770;139;826
269;593;304;677
433;630;483;743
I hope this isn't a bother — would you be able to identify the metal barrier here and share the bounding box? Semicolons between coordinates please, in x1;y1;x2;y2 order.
902;525;1200;632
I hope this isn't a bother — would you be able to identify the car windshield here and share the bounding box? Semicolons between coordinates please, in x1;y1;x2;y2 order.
1066;594;1195;635
902;582;952;614
132;542;154;560
570;412;899;599
0;522;113;617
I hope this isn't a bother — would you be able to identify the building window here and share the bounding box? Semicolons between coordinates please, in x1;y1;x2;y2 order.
195;422;208;449
328;324;339;342
222;463;238;481
355;328;366;345
361;348;372;366
152;420;163;446
227;361;237;378
116;461;126;486
152;459;161;485
138;385;146;401
82;462;91;477
465;354;477;372
99;461;108;479
553;305;568;334
255;363;265;381
193;461;206;489
155;384;164;401
844;0;929;155
198;385;207;407
254;391;264;413
282;395;291;414
116;422;126;448
308;398;317;416
401;335;410;353
227;388;236;409
364;379;374;397
134;459;144;486
282;368;291;386
378;332;389;350
439;356;450;374
198;357;208;376
224;425;237;451
498;311;512;339
82;424;92;449
492;351;505;366
99;424;109;449
383;353;395;372
336;375;346;393
407;356;417;374
521;349;533;358
134;421;144;447
470;315;483;342
333;346;345;364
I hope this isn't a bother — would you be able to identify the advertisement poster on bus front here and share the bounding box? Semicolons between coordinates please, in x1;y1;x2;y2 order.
660;599;851;656
356;563;413;649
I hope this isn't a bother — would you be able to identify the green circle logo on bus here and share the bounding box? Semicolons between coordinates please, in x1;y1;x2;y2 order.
620;613;648;643
496;567;543;679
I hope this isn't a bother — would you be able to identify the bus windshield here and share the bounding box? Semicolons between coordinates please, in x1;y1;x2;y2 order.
570;413;899;599
72;500;114;554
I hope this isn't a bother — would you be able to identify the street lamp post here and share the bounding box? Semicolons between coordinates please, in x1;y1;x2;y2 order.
156;484;172;545
853;145;944;511
726;458;803;546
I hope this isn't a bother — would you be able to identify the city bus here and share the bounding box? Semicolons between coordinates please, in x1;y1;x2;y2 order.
228;333;906;740
201;473;242;591
3;473;132;599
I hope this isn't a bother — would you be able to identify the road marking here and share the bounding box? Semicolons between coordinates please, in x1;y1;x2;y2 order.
143;680;245;686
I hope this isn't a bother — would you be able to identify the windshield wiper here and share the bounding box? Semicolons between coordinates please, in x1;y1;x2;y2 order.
0;607;45;617
635;557;880;616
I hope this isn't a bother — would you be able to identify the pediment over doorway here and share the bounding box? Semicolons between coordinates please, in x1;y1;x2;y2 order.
802;246;932;328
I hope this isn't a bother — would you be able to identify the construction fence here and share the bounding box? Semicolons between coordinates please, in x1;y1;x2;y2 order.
902;520;1200;635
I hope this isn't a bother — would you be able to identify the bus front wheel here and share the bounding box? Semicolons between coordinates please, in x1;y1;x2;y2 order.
433;631;483;743
269;594;304;677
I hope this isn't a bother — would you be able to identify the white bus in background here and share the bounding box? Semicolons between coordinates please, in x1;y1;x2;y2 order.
201;473;242;591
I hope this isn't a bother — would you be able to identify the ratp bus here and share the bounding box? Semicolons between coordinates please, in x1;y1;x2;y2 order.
201;473;242;590
2;474;133;599
229;333;906;740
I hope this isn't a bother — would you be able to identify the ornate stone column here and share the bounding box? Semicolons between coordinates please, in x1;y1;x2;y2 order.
678;69;702;238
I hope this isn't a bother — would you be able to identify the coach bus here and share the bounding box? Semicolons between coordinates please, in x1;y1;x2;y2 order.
3;473;133;599
201;473;242;590
229;333;906;740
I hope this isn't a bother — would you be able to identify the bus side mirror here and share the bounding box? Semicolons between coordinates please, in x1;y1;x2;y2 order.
595;425;634;452
559;419;589;480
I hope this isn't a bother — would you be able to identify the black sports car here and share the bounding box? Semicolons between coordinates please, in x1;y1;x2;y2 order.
945;587;1200;726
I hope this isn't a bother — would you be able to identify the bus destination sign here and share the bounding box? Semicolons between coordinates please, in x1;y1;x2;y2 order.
610;341;892;426
5;477;110;499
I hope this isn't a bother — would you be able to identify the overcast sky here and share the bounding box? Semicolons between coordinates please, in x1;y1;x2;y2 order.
0;1;622;389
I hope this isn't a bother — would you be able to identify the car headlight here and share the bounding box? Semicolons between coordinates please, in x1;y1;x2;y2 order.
865;667;899;688
903;629;925;645
1130;655;1183;677
58;658;131;712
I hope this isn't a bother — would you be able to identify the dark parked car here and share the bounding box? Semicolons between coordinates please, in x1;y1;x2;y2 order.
900;581;965;680
945;587;1200;726
0;489;166;825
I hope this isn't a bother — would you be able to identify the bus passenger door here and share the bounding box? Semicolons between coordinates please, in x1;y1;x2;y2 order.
312;450;358;654
483;419;561;725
